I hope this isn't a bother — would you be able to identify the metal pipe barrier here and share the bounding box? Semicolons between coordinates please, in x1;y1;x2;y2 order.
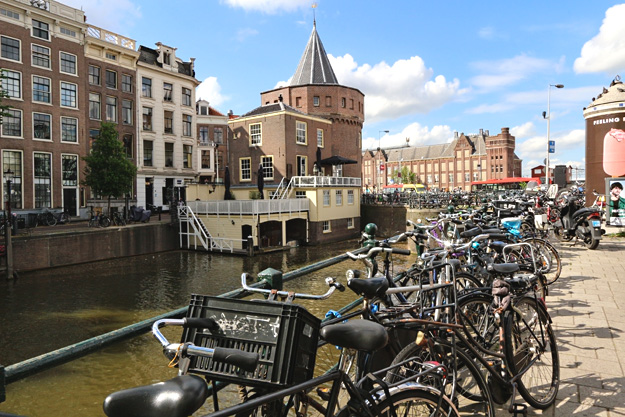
0;246;367;403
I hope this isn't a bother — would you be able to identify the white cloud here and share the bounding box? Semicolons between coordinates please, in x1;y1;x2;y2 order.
470;54;564;91
330;54;464;123
362;123;453;150
235;28;259;42
516;129;585;158
222;0;312;14
62;0;141;33
196;77;229;107
510;122;536;139
574;4;625;74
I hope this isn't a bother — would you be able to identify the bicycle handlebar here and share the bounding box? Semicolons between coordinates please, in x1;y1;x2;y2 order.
240;273;344;299
151;318;260;373
346;245;411;260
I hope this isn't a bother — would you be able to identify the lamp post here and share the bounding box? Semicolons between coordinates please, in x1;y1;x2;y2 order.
4;168;14;278
377;130;389;191
544;84;564;185
4;168;13;232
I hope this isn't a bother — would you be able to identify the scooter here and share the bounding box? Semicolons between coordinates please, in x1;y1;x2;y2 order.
553;195;604;249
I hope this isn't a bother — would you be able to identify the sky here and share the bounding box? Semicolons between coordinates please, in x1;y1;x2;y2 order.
62;0;625;177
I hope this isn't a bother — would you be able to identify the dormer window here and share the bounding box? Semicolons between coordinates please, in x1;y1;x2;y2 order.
200;106;208;115
163;52;171;65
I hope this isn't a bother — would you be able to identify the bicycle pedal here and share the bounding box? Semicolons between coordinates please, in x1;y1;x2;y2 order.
511;403;528;417
316;387;331;401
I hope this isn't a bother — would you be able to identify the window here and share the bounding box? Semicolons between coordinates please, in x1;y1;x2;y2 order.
214;127;223;144
427;175;432;184
465;173;470;182
60;52;77;74
165;143;174;167
295;191;306;199
143;140;153;166
122;74;133;93
61;117;77;143
122;135;133;158
201;150;210;169
33;113;51;140
250;123;261;145
336;190;343;205
105;52;117;61
295;97;301;107
163;82;173;102
317;129;324;147
341;97;346;108
141;77;152;97
142;107;152;130
32;44;50;68
296;155;307;176
448;173;454;183
313;96;319;106
1;109;21;137
105;70;117;89
1;36;20;61
347;189;354;204
199;127;209;145
89;93;101;120
296;121;307;144
163;52;171;65
325;96;331;106
240;158;251;181
0;8;20;20
60;27;76;37
32;76;50;103
261;156;274;179
2;70;21;99
32;20;50;41
122;99;133;125
62;155;78;186
183;145;192;168
323;190;330;206
199;105;208;115
88;65;100;85
182;87;191;106
34;152;52;208
347;218;354;229
60;82;77;108
2;151;22;209
106;96;117;122
183;114;192;136
164;110;173;134
323;220;331;233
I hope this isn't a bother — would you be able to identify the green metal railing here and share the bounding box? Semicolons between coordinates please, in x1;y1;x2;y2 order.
0;247;366;403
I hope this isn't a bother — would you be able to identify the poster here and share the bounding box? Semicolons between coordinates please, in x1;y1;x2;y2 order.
606;177;625;226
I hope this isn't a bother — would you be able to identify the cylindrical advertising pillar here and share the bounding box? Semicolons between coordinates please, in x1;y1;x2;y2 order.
583;78;625;211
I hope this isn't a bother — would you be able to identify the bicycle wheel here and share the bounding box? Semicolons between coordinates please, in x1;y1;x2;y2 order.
503;297;559;409
357;387;460;417
521;238;561;285
46;213;57;226
385;338;495;417
100;216;111;227
456;291;501;356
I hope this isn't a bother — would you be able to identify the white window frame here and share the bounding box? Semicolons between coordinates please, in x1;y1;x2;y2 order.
163;82;173;102
33;112;52;141
1;109;22;138
182;87;191;106
31;44;50;69
32;75;51;104
323;220;331;233
347;218;354;229
105;69;117;89
182;114;192;136
121;74;133;93
122;99;133;125
323;190;330;207
296;121;307;144
250;123;262;145
347;189;354;205
32;19;50;41
336;189;343;206
295;191;306;199
60;116;78;143
59;51;77;75
317;128;324;147
106;96;117;122
60;81;77;108
2;69;21;99
261;156;274;180
1;35;21;62
89;93;101;120
240;157;251;182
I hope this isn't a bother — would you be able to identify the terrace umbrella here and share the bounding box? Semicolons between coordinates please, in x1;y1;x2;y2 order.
315;147;322;174
319;155;357;166
224;166;231;200
257;164;264;199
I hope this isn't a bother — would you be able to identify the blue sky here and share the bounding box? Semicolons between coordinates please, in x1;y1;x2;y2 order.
65;0;625;177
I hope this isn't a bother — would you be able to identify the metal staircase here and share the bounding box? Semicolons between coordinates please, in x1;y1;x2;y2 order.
272;177;294;199
178;206;211;250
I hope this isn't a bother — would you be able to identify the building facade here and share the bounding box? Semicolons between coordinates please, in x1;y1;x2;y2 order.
195;99;228;185
362;128;523;192
136;43;199;210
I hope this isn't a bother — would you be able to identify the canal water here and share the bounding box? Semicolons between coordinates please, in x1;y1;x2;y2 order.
0;240;416;417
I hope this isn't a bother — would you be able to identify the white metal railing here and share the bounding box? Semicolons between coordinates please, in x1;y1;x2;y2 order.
210;237;246;253
178;206;210;250
188;199;309;215
291;176;361;187
86;25;136;50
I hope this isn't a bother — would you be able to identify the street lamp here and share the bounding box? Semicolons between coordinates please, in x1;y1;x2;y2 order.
544;84;564;185
377;130;389;191
4;168;14;234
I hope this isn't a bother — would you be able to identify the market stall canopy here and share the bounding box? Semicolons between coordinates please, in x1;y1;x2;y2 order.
319;155;357;165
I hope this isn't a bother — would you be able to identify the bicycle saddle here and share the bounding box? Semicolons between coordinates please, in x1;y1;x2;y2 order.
320;319;389;352
103;375;208;417
487;263;520;275
347;276;389;299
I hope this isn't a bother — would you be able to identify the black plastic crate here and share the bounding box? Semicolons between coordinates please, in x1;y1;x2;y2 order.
181;295;320;388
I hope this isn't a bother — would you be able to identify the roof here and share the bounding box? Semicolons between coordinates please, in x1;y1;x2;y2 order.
585;78;625;108
290;23;339;86
382;132;489;163
471;177;538;185
239;101;307;118
137;45;195;77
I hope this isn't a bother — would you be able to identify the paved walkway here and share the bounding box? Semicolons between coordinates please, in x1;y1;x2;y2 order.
496;233;625;416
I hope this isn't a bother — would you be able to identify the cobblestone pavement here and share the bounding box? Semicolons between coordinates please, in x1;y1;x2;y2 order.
495;234;625;416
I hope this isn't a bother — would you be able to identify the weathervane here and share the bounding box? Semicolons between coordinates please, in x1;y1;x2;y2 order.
312;3;317;26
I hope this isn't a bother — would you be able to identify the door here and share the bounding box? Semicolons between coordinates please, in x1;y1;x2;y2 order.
242;225;252;250
145;180;154;207
63;188;77;216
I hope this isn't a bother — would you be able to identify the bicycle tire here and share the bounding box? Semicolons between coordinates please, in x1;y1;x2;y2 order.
521;238;561;285
503;296;559;409
346;387;460;417
385;339;495;417
100;216;111;227
45;213;57;226
456;291;501;356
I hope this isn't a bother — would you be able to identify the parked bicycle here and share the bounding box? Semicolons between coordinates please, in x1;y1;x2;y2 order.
88;210;111;228
33;209;57;227
111;211;126;226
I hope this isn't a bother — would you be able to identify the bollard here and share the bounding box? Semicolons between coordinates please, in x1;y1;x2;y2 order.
247;235;254;257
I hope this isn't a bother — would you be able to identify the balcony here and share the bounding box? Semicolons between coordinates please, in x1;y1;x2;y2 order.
291;176;361;188
86;25;136;50
188;199;309;216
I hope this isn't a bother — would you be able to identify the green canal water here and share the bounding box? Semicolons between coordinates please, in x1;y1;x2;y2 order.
0;241;416;417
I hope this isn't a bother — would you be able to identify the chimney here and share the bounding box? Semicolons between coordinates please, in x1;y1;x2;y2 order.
278;94;283;102
454;131;458;139
479;129;483;135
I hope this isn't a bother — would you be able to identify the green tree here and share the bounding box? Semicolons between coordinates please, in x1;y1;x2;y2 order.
392;166;417;184
1;70;13;124
82;122;137;214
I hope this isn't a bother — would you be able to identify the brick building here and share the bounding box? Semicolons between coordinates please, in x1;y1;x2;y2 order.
195;99;228;185
362;128;523;192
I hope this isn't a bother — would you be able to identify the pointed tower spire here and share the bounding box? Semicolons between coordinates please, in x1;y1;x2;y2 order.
290;23;339;86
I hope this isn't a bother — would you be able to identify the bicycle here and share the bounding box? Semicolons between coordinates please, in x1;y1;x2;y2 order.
111;211;126;226
88;210;111;228
33;209;57;227
104;275;461;417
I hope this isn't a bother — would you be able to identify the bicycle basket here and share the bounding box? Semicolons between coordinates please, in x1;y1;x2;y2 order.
180;295;320;388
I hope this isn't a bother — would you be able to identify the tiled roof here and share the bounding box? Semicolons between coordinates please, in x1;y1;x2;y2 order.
290;23;339;86
383;133;488;163
240;101;307;118
137;45;194;77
